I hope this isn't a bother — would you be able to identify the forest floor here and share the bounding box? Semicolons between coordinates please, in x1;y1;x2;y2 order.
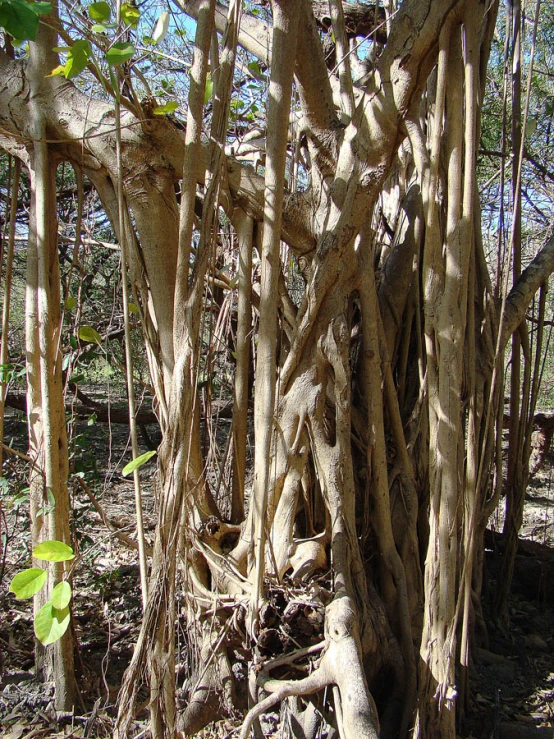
1;408;554;739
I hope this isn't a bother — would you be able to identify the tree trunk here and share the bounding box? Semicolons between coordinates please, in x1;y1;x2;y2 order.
26;16;75;710
8;1;554;738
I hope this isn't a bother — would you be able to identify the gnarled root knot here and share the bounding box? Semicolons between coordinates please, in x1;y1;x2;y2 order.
240;596;379;739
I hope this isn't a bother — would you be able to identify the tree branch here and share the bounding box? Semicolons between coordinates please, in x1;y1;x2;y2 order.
501;231;554;350
176;0;271;64
295;0;339;133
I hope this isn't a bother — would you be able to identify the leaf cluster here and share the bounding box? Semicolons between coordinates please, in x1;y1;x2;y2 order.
9;541;74;645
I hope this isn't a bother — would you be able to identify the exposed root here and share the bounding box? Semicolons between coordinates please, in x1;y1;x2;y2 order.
241;596;380;739
240;667;328;739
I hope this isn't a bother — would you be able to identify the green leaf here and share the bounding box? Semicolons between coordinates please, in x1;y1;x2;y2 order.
46;64;67;78
152;10;169;45
91;23;106;32
65;295;77;310
525;116;537;138
33;540;75;562
128;302;139;313
34;602;70;645
51;581;72;609
10;490;29;509
32;2;52;14
153;101;178;115
65;39;91;78
204;74;213;104
106;41;135;66
78;326;102;344
0;363;13;382
121;2;139;26
246;61;266;80
88;0;110;22
47;39;91;79
0;0;40;42
9;568;47;599
122;450;157;477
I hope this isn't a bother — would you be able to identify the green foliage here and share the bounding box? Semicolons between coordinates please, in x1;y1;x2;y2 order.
120;3;139;28
88;1;110;23
247;60;266;81
36;487;56;519
153;100;178;115
51;580;72;609
0;0;51;42
0;362;26;384
34;602;70;645
33;540;75;562
78;325;102;345
122;450;157;476
106;41;135;66
9;541;74;645
9;567;47;599
48;40;92;80
204;73;213;104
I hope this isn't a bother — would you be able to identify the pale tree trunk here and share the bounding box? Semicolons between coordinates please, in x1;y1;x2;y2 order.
505;0;522;521
26;15;75;710
249;0;300;632
115;0;216;726
415;5;485;736
116;2;243;737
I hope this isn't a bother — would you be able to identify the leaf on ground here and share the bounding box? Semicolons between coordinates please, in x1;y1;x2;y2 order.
4;721;28;739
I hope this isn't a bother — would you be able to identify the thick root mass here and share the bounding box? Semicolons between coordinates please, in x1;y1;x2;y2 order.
239;597;379;739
